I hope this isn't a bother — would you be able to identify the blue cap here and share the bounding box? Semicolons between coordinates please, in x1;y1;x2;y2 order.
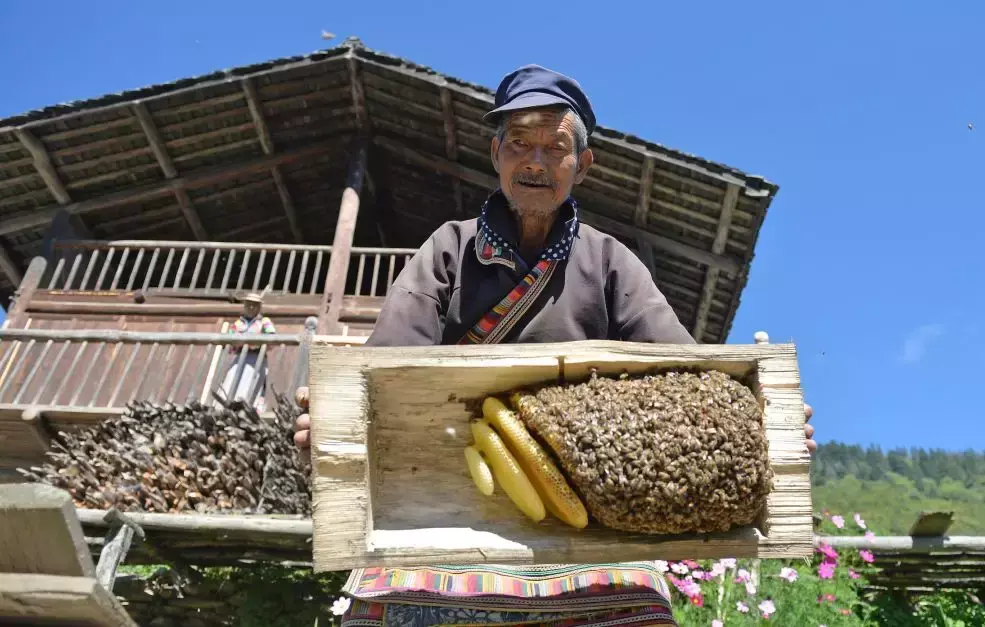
483;64;596;135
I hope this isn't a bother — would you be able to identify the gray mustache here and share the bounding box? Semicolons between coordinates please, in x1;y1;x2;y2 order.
513;175;555;188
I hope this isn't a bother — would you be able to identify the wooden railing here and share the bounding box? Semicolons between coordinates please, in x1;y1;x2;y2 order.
0;325;364;413
819;513;985;594
44;240;418;299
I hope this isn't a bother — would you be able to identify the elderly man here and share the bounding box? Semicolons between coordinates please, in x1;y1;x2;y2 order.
294;65;815;627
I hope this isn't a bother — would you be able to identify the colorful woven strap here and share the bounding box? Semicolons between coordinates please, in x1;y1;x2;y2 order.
341;564;675;626
459;259;557;345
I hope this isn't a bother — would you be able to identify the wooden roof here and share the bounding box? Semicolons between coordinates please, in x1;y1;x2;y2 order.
0;37;779;343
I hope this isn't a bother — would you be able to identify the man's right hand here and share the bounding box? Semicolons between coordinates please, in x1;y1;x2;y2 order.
293;386;311;463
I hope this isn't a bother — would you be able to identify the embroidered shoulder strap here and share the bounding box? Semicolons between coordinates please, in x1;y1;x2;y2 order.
458;259;558;345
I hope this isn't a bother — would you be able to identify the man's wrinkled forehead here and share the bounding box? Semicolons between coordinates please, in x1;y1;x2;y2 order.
503;108;574;135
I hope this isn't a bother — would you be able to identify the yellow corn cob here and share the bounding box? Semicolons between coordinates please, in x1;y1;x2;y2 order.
464;445;495;496
483;397;588;529
471;419;546;523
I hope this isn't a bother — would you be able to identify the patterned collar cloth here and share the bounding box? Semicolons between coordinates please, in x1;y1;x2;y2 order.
474;189;580;273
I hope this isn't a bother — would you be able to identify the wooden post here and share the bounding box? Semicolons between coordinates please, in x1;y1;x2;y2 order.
318;138;368;334
95;509;145;591
909;511;954;537
692;184;740;342
291;316;318;394
5;257;46;328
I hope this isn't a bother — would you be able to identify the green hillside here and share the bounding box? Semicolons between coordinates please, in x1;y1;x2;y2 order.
811;442;985;534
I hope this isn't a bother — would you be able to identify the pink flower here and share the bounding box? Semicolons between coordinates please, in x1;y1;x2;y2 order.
817;543;839;561
719;558;737;569
710;562;726;579
735;568;751;583
690;594;704;607
818;562;836;579
759;600;776;618
854;513;866;529
849;569;860;580
683;560;699;569
779;567;798;582
736;601;749;613
712;621;724;627
824;594;836;602
682;579;702;598
692;569;706;581
864;531;876;543
671;562;689;575
859;550;874;564
745;581;757;596
830;515;845;529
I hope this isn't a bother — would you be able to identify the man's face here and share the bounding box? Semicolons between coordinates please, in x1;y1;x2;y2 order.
244;301;261;319
491;108;593;218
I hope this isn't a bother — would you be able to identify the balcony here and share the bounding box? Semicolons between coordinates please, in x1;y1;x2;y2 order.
0;238;418;474
16;239;418;333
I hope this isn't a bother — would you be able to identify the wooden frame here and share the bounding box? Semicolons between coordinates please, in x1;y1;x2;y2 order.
0;484;136;626
308;339;811;572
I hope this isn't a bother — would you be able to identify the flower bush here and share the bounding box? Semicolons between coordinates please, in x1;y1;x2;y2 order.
667;511;892;625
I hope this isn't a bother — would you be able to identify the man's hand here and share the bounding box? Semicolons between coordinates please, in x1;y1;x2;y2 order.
293;386;311;463
805;403;816;454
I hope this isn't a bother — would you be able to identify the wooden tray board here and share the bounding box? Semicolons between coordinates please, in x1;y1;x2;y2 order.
0;574;136;626
308;340;811;572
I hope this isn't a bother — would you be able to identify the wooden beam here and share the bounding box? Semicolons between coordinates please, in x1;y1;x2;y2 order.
24;298;383;321
174;187;208;240
581;208;740;275
372;136;742;274
348;53;368;130
0;139;339;236
131;102;177;178
272;167;304;244
0;328;302;345
692;183;740;341
240;78;303;243
14;128;71;204
0;242;22;287
374;135;497;188
132;102;208;240
319;138;368;334
633;155;655;227
241;78;275;155
439;86;465;217
819;535;985;553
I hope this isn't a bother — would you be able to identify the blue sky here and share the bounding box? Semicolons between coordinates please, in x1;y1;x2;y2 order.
1;1;982;451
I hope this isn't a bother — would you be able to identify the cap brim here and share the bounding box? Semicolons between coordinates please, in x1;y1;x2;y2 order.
482;92;570;122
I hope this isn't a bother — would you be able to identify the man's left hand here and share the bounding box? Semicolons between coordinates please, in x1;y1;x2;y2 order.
804;403;816;454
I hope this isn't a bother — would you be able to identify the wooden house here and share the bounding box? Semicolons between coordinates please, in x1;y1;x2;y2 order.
0;37;779;476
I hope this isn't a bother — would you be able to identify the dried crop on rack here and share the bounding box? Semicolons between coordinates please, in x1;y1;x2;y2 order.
17;393;311;515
